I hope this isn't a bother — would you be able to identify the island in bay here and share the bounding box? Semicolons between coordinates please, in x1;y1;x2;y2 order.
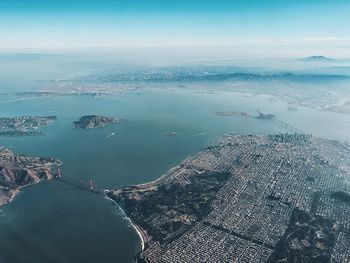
108;133;350;263
73;115;123;129
0;148;62;205
0;116;57;136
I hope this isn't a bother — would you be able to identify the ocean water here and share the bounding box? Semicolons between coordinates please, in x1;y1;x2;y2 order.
0;58;350;263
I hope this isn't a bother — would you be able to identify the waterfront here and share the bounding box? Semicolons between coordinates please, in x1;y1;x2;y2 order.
0;86;350;262
112;133;350;262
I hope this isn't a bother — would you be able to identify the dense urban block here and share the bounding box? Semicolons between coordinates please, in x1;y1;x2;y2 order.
110;133;350;263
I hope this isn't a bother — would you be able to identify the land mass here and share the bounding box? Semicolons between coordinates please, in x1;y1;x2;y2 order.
108;133;350;263
0;116;56;136
73;115;123;129
301;55;335;62
0;148;62;205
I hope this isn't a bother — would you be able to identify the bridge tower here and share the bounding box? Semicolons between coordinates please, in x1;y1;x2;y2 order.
89;179;93;190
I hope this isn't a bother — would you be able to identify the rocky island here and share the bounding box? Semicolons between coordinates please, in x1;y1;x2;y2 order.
254;112;276;120
0;116;57;136
0;148;62;205
108;133;350;263
216;111;250;118
73;115;123;129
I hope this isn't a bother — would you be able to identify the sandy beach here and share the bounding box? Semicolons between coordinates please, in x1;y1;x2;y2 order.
104;195;147;252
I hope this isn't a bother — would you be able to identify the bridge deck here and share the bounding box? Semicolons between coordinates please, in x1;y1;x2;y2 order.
55;177;106;195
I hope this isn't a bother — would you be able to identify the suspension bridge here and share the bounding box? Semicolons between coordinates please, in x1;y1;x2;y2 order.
55;177;107;196
256;108;304;134
273;118;304;134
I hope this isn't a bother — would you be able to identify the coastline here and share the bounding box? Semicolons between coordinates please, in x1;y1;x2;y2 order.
102;161;192;261
1;174;62;207
134;161;187;189
104;195;147;253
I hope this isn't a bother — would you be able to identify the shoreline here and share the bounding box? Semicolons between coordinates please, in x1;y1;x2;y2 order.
104;195;147;253
104;156;194;259
1;174;62;207
134;161;187;189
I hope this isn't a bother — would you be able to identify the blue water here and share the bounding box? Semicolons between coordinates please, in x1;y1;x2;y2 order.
0;56;349;263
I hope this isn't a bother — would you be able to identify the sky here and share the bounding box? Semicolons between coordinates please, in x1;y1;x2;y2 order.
1;0;350;57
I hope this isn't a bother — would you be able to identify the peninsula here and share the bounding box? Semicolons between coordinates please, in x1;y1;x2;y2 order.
109;133;350;263
73;115;123;129
0;148;62;205
0;116;57;136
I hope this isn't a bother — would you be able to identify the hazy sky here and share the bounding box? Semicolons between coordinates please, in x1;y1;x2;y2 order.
1;0;350;57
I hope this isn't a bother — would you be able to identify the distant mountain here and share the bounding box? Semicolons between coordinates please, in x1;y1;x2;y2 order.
78;71;348;83
301;55;335;62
